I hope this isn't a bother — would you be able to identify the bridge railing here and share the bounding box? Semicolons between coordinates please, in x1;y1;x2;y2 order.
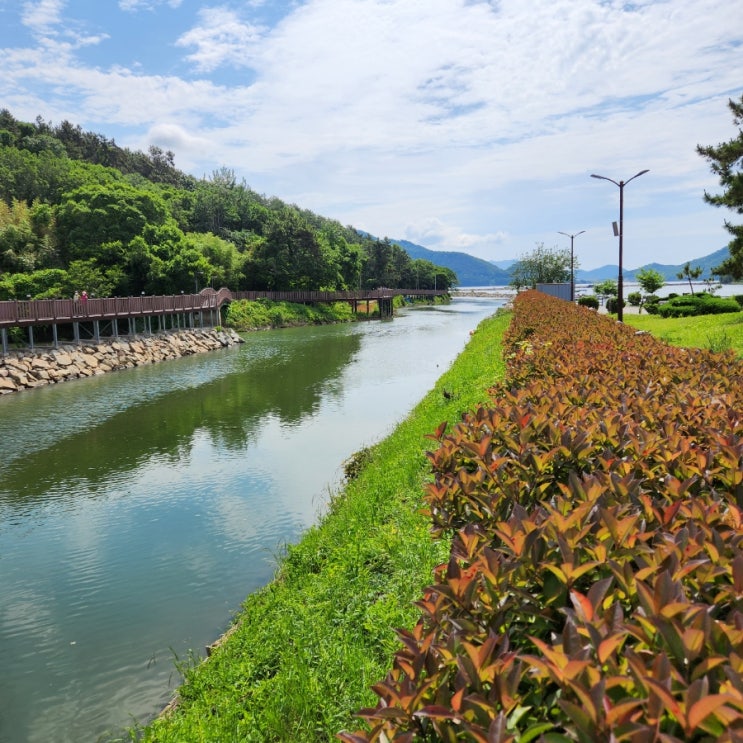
0;287;446;329
0;293;217;329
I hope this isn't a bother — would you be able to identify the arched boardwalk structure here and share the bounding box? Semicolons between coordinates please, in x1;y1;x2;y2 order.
0;287;447;354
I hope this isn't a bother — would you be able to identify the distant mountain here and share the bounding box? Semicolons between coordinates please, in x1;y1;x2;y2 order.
575;247;731;283
390;236;731;288
391;239;511;286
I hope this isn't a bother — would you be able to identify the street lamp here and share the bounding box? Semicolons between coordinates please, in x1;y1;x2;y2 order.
590;169;649;321
557;230;585;302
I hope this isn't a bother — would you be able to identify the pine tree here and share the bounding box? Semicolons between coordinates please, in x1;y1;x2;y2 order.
697;95;743;278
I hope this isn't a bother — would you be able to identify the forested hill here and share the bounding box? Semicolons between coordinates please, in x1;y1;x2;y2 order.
0;110;457;300
575;247;731;283
392;239;511;286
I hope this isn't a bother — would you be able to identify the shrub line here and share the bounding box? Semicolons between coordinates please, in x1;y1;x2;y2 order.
134;309;512;742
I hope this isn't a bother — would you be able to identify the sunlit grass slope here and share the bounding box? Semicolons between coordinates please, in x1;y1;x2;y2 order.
133;309;512;743
622;309;743;356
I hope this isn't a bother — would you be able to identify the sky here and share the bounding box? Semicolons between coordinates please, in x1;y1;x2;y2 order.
0;0;741;270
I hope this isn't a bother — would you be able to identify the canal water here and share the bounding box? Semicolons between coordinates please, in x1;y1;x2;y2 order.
0;297;502;743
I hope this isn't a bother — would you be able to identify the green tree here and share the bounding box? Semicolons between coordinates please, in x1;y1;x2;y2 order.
697;95;743;278
510;243;574;290
627;291;643;308
66;259;120;298
184;232;247;289
0;199;56;272
361;238;398;288
55;181;171;263
635;267;664;295
0;267;67;299
594;279;618;298
676;261;703;295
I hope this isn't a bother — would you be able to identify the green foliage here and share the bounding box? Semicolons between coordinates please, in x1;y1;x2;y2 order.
697;95;743;279
510;242;574;290
66;259;120;299
0;268;68;299
344;291;743;743
624;310;743;357
0;198;56;272
136;310;512;743
676;261;704;294
343;447;373;481
594;278;618;297
707;329;733;354
224;299;353;330
657;293;741;317
605;296;624;314
577;295;599;310
627;290;643;307
0;109;456;299
635;267;665;295
55;181;171;262
644;294;662;314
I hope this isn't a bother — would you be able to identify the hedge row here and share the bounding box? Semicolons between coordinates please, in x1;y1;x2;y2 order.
340;290;743;743
655;294;740;318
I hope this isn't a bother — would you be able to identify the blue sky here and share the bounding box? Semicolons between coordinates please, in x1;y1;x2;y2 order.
0;0;741;269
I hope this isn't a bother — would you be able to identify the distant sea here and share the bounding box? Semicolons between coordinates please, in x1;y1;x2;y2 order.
455;281;743;299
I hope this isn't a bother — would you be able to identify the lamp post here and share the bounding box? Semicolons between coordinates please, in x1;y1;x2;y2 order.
557;230;585;302
590;169;649;321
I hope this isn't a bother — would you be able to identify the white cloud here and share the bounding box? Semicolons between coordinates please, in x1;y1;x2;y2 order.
1;0;741;266
21;0;64;35
175;6;266;72
404;217;508;254
19;0;108;53
145;122;214;157
118;0;183;10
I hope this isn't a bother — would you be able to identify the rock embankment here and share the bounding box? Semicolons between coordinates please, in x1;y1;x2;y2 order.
0;327;244;395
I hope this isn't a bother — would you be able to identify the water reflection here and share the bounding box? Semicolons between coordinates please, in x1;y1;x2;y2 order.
0;327;361;507
0;298;503;743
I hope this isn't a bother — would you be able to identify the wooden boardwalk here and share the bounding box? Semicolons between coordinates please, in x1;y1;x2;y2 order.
0;287;447;353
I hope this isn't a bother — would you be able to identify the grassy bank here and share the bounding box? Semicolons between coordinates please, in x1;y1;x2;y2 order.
132;308;511;742
223;295;444;330
622;308;743;356
224;298;355;329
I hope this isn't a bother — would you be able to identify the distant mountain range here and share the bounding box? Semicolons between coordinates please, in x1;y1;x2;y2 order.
392;239;511;285
392;238;731;287
573;247;731;283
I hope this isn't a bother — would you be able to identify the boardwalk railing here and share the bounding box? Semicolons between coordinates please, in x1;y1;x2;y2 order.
0;287;446;330
0;292;218;329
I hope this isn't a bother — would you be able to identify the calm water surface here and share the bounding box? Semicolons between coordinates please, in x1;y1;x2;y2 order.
0;298;502;743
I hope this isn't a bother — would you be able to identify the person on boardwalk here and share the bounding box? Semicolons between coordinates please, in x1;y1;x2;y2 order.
81;290;88;315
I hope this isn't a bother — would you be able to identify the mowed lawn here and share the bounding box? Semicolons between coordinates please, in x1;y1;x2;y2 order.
623;308;743;356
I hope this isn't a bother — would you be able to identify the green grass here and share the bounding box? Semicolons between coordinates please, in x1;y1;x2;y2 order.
623;309;743;356
130;309;512;743
224;299;354;330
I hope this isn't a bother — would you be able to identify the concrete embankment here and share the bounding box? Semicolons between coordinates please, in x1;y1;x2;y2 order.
0;327;244;395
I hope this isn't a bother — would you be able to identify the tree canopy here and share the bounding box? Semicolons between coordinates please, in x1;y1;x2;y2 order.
509;243;575;290
0;109;456;299
635;267;664;295
697;95;743;279
676;261;703;295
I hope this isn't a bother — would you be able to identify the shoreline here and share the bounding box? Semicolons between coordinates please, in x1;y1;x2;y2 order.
0;327;244;395
136;309;512;742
